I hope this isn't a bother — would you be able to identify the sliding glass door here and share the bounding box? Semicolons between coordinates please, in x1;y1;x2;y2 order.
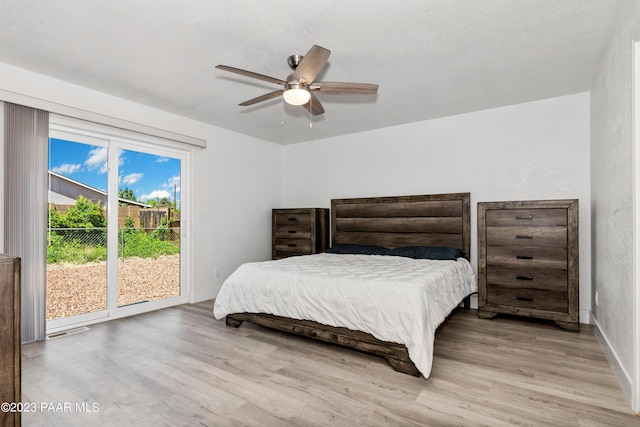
46;124;188;332
114;147;182;309
47;135;109;327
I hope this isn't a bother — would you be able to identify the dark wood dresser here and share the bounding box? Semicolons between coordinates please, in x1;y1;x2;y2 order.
272;208;329;260
477;200;579;331
0;255;21;427
271;208;329;259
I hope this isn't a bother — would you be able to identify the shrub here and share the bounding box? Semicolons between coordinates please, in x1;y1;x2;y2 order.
47;233;107;264
63;195;106;228
119;229;180;259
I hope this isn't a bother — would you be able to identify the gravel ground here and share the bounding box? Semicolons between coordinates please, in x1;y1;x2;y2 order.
46;254;180;320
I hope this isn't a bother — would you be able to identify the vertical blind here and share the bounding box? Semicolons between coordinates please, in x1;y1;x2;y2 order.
4;102;48;343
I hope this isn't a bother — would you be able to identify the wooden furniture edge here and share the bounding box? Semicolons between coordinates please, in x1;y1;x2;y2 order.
226;313;421;376
0;255;20;427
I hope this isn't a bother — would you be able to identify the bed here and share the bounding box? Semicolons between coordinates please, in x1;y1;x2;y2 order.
213;193;476;378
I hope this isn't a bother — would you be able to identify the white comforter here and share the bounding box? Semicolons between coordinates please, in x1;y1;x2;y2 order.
213;253;476;378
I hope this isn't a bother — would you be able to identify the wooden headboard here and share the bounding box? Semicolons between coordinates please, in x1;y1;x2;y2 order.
331;193;471;261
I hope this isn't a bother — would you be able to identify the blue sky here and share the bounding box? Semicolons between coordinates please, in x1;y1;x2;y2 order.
49;138;181;206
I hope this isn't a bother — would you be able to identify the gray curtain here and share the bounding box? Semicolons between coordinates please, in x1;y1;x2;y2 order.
4;102;48;343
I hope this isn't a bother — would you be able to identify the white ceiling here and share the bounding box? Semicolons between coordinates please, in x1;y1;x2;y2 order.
0;0;622;145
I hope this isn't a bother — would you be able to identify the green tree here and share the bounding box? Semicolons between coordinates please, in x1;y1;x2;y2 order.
119;187;137;205
124;216;135;229
48;205;65;229
64;195;106;228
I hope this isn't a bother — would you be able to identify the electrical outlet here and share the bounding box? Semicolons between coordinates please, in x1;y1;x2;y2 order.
595;291;599;306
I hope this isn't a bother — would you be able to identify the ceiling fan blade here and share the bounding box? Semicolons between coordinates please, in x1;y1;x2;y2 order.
292;45;330;84
216;65;287;86
239;90;284;106
301;92;325;116
312;82;379;95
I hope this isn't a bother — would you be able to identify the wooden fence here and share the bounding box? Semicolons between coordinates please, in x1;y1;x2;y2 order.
49;204;178;230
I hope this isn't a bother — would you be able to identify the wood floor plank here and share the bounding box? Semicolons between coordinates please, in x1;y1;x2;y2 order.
20;301;638;426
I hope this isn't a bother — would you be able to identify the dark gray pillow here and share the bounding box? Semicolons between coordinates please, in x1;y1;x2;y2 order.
387;246;464;260
325;244;389;255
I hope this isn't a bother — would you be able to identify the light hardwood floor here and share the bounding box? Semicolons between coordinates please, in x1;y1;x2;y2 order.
21;301;638;426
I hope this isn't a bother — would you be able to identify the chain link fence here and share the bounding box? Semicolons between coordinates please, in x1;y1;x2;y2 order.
47;227;180;263
49;227;107;245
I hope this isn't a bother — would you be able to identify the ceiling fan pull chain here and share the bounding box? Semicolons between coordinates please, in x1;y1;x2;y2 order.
281;97;285;125
309;96;313;128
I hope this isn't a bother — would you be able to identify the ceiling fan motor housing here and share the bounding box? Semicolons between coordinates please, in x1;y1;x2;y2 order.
287;54;303;70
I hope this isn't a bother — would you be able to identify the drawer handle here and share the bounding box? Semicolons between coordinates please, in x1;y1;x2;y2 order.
516;255;533;260
516;296;534;302
516;215;533;220
287;244;297;247
287;230;297;234
516;275;534;281
288;218;298;221
516;234;533;239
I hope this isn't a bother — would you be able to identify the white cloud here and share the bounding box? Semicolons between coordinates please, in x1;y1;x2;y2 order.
155;157;169;163
120;172;143;185
84;147;124;174
52;163;81;174
85;147;108;174
139;189;171;201
162;175;181;192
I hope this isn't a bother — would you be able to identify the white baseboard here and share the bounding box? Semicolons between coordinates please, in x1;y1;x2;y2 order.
580;308;591;324
591;313;633;410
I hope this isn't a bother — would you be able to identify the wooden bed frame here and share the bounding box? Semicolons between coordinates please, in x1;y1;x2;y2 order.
226;192;472;376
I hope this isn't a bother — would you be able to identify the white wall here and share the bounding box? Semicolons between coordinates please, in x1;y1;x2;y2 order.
590;1;640;407
0;61;283;304
282;92;591;322
192;127;283;300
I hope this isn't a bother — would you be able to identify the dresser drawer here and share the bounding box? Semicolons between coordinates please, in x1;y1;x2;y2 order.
274;238;311;253
487;266;567;291
486;246;567;269
486;208;567;227
486;226;567;248
274;212;312;226
274;225;311;239
487;286;568;312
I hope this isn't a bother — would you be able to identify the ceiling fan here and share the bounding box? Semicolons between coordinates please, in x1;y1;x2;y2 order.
216;45;378;116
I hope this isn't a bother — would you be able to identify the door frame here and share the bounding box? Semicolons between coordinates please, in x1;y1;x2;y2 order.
46;118;191;334
632;39;640;414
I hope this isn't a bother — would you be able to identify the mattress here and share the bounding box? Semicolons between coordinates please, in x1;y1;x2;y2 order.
213;253;477;378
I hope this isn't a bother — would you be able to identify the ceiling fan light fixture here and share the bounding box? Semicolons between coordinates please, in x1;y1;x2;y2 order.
217;45;378;116
283;83;311;106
